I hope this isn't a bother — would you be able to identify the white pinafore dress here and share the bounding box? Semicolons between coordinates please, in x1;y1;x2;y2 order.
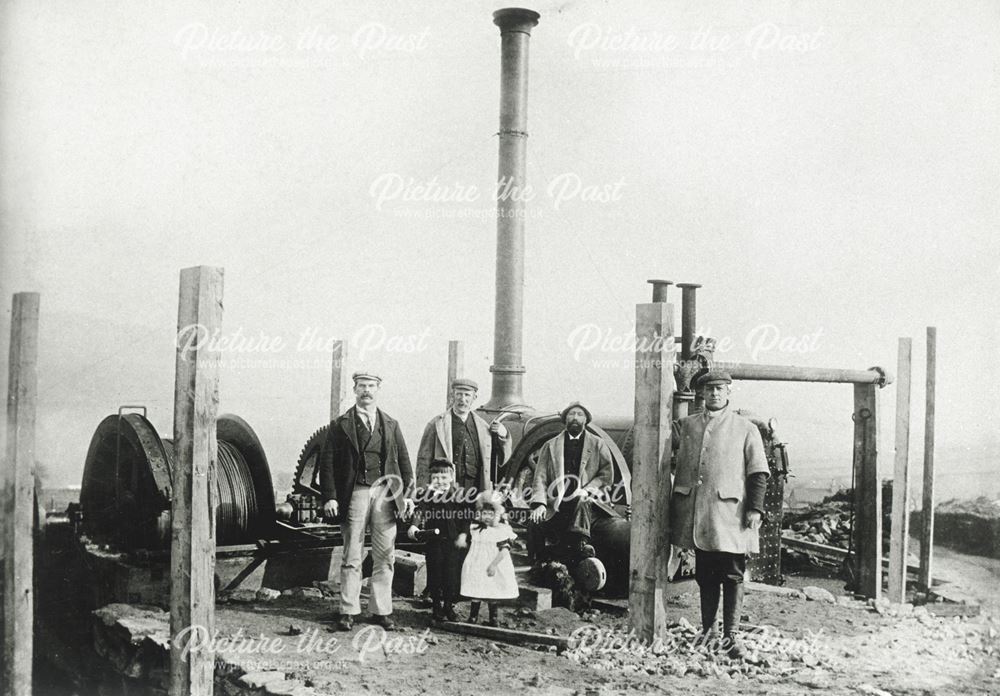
460;522;519;600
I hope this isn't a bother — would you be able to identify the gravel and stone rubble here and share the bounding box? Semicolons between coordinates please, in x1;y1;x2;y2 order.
562;596;1000;688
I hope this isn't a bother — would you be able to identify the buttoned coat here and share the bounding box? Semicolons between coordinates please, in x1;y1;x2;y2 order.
531;430;614;521
669;407;770;554
318;406;413;520
415;410;511;493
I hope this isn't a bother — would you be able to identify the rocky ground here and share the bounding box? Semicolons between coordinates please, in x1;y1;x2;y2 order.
197;544;1000;696
40;540;1000;695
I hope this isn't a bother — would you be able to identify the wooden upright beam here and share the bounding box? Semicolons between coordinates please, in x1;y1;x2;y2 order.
852;383;882;600
3;292;39;696
446;340;464;408
170;267;223;696
330;340;346;421
628;302;673;642
888;338;912;603
919;327;937;590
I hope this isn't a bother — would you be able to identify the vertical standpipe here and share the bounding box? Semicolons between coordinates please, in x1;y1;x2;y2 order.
677;283;701;417
486;8;539;410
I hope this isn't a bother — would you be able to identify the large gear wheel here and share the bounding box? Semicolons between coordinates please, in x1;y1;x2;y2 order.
293;424;329;498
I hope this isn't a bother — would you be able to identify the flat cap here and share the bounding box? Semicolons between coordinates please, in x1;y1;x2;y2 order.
560;401;593;424
352;370;382;383
695;369;732;387
451;377;479;391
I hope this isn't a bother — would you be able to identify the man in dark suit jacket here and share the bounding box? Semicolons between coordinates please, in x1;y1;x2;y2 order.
319;370;414;631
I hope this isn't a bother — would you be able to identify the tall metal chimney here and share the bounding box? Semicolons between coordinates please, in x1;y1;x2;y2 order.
485;7;539;410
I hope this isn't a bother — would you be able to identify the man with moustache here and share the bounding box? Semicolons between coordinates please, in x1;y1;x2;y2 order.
415;377;512;498
319;370;414;632
670;369;769;659
529;402;613;558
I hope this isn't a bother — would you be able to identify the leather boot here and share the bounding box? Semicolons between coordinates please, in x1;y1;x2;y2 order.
722;582;746;659
699;582;721;635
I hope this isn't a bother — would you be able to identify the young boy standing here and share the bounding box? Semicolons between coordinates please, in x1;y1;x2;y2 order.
407;459;470;622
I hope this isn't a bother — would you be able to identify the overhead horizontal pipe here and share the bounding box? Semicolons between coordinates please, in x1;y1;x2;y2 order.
718;362;893;386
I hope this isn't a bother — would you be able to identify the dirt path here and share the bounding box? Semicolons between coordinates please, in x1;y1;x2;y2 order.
210;544;1000;696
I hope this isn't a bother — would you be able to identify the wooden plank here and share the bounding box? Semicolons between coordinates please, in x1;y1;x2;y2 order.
852;383;882;600
926;603;980;618
590;597;629;615
329;340;346;421
888;338;912;603
781;535;932;579
925;593;980;618
446;340;463;408
436;620;575;650
169;266;223;696
919;327;936;590
745;581;805;598
3;292;39;696
628;301;673;642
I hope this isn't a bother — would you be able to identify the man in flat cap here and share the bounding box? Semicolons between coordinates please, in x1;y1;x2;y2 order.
319;370;414;632
416;377;511;498
670;369;769;658
529;402;613;558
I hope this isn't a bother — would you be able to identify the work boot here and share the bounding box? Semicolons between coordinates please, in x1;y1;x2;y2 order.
442;603;459;622
694;626;718;650
371;614;395;631
723;633;747;660
699;583;721;636
567;535;595;559
722;582;744;638
336;614;354;631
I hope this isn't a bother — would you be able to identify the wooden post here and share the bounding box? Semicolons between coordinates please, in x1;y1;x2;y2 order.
330;340;346;421
919;327;937;590
888;338;912;603
446;340;464;408
170;267;223;696
3;292;39;696
628;302;673;642
852;383;882;600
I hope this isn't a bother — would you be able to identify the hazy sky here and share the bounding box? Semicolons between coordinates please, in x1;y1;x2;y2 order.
1;1;997;493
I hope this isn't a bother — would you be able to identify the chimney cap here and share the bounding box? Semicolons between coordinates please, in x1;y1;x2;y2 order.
493;8;540;32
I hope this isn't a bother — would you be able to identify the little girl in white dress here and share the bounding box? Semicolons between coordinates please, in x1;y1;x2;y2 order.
459;491;519;626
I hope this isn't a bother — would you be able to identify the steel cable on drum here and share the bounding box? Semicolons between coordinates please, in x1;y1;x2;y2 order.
217;440;259;543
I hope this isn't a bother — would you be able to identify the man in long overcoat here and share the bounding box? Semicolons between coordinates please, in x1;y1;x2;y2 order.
415;377;511;497
529;402;614;558
670;369;769;658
